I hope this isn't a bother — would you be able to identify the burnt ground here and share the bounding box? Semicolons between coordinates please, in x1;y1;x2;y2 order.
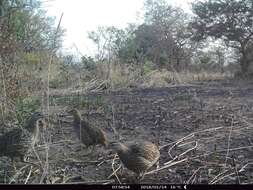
1;80;253;184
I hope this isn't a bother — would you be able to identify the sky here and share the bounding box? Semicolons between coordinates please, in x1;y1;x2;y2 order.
44;0;194;57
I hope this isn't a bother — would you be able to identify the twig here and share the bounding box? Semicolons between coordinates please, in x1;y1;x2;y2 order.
108;164;122;179
239;162;253;172
179;141;198;158
111;104;120;139
110;154;121;184
211;161;252;184
97;160;106;167
168;133;195;159
178;140;197;147
159;141;175;150
187;167;204;184
236;114;253;128
40;12;64;184
211;171;235;184
25;166;33;184
146;158;188;175
163;155;178;166
224;116;234;167
195;126;225;134
191;145;253;160
232;157;240;184
210;169;229;184
9;164;30;184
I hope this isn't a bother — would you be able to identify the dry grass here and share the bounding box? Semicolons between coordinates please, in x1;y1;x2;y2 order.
81;64;233;90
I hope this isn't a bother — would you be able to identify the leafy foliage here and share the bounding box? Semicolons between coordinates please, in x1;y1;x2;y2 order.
15;96;41;125
191;0;253;74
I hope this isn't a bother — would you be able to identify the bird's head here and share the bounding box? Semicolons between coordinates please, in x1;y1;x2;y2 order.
26;112;47;133
36;118;47;129
68;108;79;116
31;112;44;120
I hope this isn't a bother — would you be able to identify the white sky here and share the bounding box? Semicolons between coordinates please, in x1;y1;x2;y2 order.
44;0;194;57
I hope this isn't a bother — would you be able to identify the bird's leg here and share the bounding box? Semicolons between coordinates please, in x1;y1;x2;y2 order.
156;161;160;169
136;172;145;182
90;145;95;155
137;168;150;182
87;146;96;158
118;164;124;176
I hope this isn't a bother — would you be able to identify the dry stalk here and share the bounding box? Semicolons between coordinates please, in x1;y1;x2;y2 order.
0;102;4;124
178;140;198;147
0;66;7;123
146;158;188;175
186;166;205;184
239;162;253;172
210;169;229;184
102;180;116;185
159;141;175;150
224;116;234;167
178;141;198;158
211;171;236;184
97;160;106;167
237;115;253;128
110;104;121;140
168;133;195;159
107;164;122;179
192;145;253;161
210;160;249;184
109;154;121;184
163;155;179;166
24;166;33;184
40;12;64;184
232;157;240;184
9;164;30;184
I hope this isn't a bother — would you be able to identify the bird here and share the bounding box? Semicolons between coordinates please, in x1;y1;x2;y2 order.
0;112;46;169
68;108;108;152
109;140;160;180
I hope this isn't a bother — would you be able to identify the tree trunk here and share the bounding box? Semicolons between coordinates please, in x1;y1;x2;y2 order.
176;58;180;72
240;49;250;74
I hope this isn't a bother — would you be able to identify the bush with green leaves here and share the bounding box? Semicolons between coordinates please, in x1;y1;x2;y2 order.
15;97;41;126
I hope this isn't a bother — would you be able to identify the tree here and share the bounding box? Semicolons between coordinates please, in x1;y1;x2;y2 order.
0;0;64;101
88;26;127;80
191;0;253;74
81;55;96;71
88;26;126;62
0;0;64;52
134;0;195;71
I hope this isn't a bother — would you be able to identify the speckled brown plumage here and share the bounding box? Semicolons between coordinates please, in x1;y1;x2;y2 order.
0;112;46;162
110;141;160;178
68;109;108;148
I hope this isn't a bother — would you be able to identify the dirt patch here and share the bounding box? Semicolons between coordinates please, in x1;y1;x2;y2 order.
2;81;253;184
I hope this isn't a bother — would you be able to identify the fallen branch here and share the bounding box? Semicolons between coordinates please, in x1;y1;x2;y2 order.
24;166;33;184
110;154;121;184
